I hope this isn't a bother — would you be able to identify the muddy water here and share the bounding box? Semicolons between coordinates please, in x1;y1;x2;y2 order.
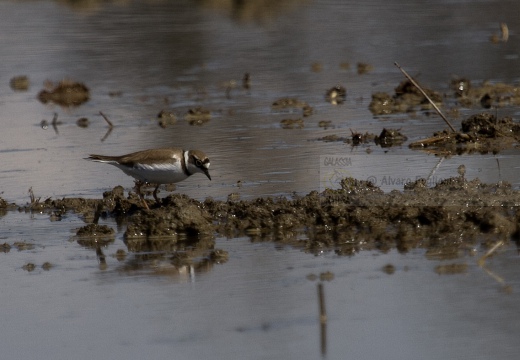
2;0;520;359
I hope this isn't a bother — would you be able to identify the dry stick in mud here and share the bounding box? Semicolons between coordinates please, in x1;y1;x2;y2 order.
394;62;457;133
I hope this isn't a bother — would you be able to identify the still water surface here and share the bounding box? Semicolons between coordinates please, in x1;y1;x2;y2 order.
1;1;520;359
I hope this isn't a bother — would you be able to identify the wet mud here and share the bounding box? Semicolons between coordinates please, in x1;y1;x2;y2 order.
4;174;520;263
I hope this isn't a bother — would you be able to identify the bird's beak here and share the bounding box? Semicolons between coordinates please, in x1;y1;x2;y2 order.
203;168;211;181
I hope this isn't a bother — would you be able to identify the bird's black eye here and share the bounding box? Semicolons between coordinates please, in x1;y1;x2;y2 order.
196;160;202;167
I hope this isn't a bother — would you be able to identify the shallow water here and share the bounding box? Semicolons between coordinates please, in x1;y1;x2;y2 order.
1;0;520;359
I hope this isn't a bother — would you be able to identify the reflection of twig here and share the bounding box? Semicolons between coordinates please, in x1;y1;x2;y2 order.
478;240;504;266
101;127;113;142
99;111;114;142
394;62;456;132
28;187;40;204
51;112;59;135
318;283;327;356
481;264;506;285
99;111;114;128
93;202;103;225
477;241;510;290
96;245;107;270
426;157;444;184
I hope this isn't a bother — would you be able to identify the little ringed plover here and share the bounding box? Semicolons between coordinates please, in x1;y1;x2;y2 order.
86;147;211;209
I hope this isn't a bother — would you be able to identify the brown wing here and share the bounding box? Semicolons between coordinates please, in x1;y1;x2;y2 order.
117;148;183;166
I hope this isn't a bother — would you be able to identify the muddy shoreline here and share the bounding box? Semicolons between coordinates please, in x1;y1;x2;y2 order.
3;174;519;262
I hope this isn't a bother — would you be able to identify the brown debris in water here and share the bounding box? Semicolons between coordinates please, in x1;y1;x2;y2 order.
357;62;373;75
37;79;90;107
185;107;211;125
272;97;314;117
317;128;405;147
10;75;29;91
280;118;304;129
157;110;177;128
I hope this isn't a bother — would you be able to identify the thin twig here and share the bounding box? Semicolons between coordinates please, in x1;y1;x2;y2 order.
394;62;456;132
99;111;114;128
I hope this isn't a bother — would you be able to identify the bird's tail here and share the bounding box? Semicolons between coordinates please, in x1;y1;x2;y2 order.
85;154;119;163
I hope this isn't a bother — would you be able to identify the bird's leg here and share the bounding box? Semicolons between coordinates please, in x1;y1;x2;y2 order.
134;180;150;210
153;184;161;205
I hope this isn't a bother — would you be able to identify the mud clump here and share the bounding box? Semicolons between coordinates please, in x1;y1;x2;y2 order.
369;79;442;115
8;175;520;260
201;176;520;256
318;128;406;147
410;113;520;154
75;224;116;248
13;242;35;251
375;128;408;147
1;243;11;253
157;110;177;128
272;97;313;117
461;113;520;137
325;85;346;105
453;79;520;108
76;224;115;236
22;263;36;272
10;75;29;91
37;80;90;107
280;118;304;129
125;194;215;241
357;62;373;75
185;107;211;126
76;117;89;128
